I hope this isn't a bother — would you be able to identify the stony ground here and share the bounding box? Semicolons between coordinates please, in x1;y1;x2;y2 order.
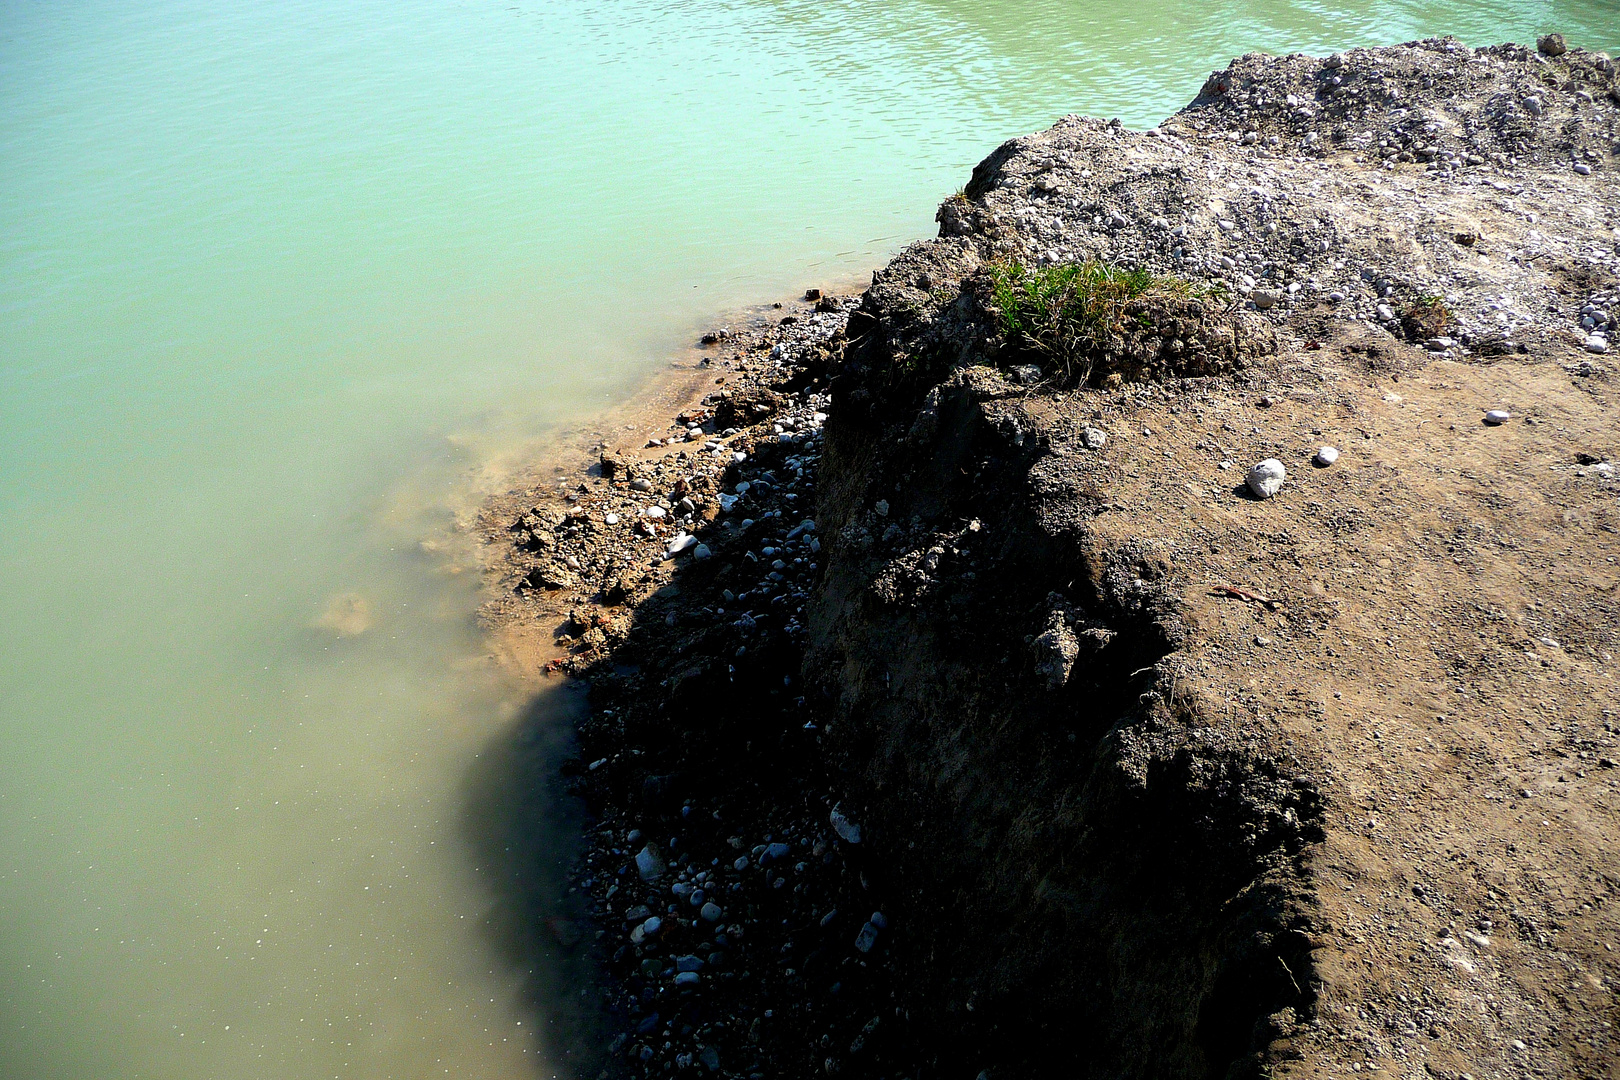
478;36;1620;1080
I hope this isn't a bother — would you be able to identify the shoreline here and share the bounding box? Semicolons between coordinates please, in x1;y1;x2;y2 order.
475;35;1620;1080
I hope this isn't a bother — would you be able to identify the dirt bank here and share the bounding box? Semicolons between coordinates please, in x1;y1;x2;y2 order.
480;36;1619;1080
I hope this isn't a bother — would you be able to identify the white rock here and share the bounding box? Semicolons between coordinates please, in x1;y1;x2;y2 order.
1080;426;1109;449
1246;458;1287;499
1251;289;1281;310
643;505;666;519
667;533;697;555
1483;410;1511;425
604;512;619;525
1313;446;1340;466
1587;335;1610;354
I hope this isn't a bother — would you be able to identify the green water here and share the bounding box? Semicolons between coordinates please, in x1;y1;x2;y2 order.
2;2;1614;1077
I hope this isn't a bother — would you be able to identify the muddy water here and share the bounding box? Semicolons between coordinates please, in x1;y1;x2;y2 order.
2;2;1615;1078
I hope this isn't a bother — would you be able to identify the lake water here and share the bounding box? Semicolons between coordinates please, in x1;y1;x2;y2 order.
2;2;1614;1078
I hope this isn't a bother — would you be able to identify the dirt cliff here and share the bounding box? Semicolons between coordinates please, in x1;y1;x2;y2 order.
481;36;1620;1080
808;36;1619;1080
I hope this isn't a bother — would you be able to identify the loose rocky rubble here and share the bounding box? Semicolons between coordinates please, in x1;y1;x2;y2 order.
481;37;1620;1080
484;296;941;1079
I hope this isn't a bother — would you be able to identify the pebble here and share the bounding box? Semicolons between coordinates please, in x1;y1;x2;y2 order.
1250;288;1280;310
636;845;665;881
1313;446;1340;467
1574;163;1592;176
1080;426;1109;450
692;543;712;560
829;807;863;844
873;499;890;517
643;505;666;519
1483;410;1511;425
854;921;880;953
667;533;698;555
674;971;701;987
700;901;723;922
1425;337;1455;351
1586;335;1610;354
604;512;619;525
1246;458;1287;499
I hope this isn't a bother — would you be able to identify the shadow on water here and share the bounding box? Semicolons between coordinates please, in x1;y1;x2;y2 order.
459;679;605;1080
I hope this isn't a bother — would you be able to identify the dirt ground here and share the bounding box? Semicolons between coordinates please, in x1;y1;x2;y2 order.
1063;329;1620;1078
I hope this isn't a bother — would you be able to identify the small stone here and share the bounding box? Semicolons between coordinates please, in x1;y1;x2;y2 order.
604;512;619;525
1537;33;1566;57
675;954;705;972
636;845;665;881
854;922;880;953
1425;337;1456;351
873;500;890;517
1080;426;1109;450
643;505;666;519
1327;291;1346;303
1246;458;1287;499
693;543;712;560
1573;163;1592;176
829;807;863;844
630;478;653;492
700;901;723;922
674;971;700;987
1250;288;1280;310
699;1047;721;1072
1483;410;1511;425
1313;446;1340;467
1586;335;1610;354
667;533;697;555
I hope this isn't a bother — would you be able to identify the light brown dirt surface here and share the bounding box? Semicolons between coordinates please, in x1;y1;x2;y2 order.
1066;337;1620;1078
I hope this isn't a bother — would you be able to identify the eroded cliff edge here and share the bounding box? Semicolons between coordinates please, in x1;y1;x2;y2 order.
807;37;1619;1079
482;37;1620;1080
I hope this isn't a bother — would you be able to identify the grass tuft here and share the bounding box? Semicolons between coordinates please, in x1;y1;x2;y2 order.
1400;294;1453;341
988;259;1204;384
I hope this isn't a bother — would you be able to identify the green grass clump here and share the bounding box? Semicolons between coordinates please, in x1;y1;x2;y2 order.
988;259;1201;384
